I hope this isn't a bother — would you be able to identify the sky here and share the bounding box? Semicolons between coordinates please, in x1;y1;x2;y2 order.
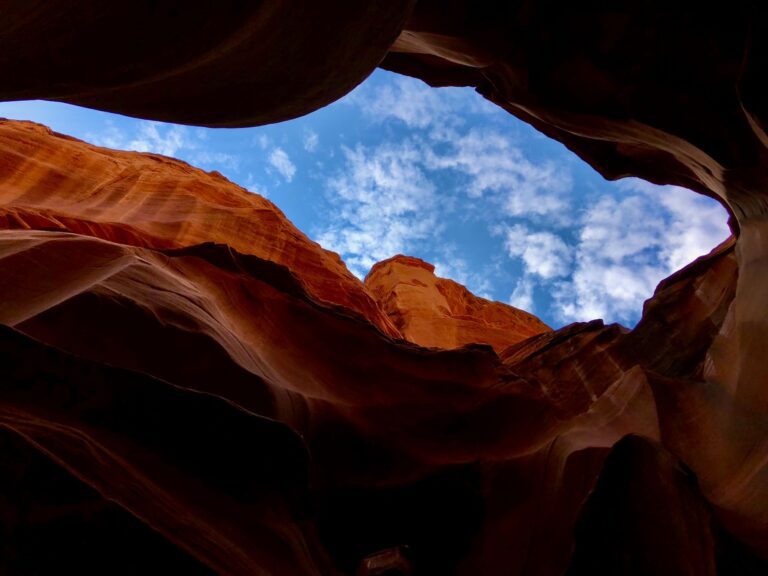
0;69;731;329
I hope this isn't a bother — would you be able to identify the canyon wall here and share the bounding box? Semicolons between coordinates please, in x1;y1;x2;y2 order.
1;2;767;574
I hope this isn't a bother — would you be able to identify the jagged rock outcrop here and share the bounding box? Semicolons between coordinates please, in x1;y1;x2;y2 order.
1;2;767;574
365;255;549;352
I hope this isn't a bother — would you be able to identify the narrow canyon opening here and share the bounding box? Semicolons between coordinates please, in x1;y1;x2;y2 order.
0;3;765;575
0;69;732;333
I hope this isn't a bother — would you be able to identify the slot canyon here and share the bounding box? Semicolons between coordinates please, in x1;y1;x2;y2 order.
0;2;767;574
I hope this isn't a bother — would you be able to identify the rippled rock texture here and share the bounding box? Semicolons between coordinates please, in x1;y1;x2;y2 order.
1;1;767;574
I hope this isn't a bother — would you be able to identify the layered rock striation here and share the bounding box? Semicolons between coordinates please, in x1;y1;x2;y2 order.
0;119;764;574
365;254;550;352
0;2;767;574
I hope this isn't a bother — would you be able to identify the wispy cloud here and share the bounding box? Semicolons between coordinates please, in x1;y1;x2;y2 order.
268;147;296;182
191;150;240;170
549;179;730;325
243;172;268;198
127;122;187;156
348;75;455;129
80;72;730;328
491;178;729;325
303;130;319;153
87;120;239;170
433;248;495;300
503;224;572;280
346;73;505;130
316;122;575;280
623;179;730;271
317;142;438;277
88;121;126;150
425;128;573;221
320;79;579;293
254;134;271;150
509;277;535;312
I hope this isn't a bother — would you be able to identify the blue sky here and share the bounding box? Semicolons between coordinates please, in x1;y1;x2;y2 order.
0;69;730;329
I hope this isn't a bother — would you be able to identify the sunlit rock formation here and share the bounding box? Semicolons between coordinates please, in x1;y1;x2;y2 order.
0;119;763;575
1;1;767;574
365;254;549;352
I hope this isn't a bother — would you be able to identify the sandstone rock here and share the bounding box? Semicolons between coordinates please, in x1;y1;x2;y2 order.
0;323;320;575
0;1;416;126
0;2;767;572
0;120;764;574
365;254;549;352
0;119;400;338
0;427;213;575
567;436;723;576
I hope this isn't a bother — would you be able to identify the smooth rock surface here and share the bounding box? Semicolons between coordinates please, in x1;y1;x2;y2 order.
0;1;415;126
0;120;764;574
1;2;767;573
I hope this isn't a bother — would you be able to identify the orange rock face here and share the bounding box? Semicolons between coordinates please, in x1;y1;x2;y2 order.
0;2;767;574
0;119;764;575
0;121;556;574
366;254;549;352
0;120;399;338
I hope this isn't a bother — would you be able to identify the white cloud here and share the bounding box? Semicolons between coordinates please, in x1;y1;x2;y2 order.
78;71;730;330
509;277;535;312
243;172;268;198
346;72;508;132
87;121;238;170
424;128;572;221
89;121;186;156
268;147;296;182
254;134;271;150
88;121;125;149
655;188;731;271
348;75;454;129
127;122;187;156
317;142;437;278
192;150;240;170
316;123;575;285
433;254;494;300
550;179;730;325
554;263;665;324
303;131;319;153
503;224;572;280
